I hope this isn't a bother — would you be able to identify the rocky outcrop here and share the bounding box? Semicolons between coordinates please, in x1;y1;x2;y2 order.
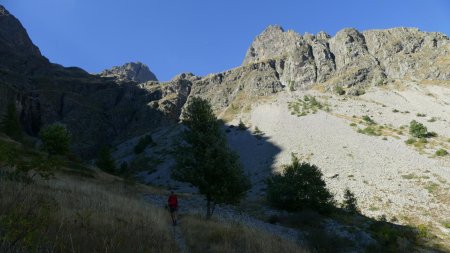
243;25;450;90
100;62;158;83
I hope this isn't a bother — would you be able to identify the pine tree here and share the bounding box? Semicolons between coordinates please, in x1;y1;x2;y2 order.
173;97;250;218
1;102;23;140
342;188;359;213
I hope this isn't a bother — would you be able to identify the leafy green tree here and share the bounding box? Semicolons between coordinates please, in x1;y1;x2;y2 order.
96;146;116;173
173;97;250;218
409;120;428;138
39;123;71;157
342;188;359;213
267;154;334;212
1;102;23;140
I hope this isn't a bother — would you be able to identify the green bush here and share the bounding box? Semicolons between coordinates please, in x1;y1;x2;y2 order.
134;135;154;154
435;149;448;156
334;86;345;95
267;154;334;212
405;138;415;145
39;123;71;156
362;115;375;125
409;120;428;138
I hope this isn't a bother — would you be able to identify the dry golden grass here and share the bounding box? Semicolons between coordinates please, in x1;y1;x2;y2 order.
180;215;308;253
0;171;178;253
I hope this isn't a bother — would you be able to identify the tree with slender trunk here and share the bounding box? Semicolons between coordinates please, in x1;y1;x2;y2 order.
173;97;250;218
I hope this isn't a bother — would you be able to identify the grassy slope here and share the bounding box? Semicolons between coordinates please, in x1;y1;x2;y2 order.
0;135;308;253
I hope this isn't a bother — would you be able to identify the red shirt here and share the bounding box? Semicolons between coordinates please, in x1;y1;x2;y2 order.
168;194;178;208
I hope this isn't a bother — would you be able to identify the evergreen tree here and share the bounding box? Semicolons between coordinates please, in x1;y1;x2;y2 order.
40;123;71;156
267;154;334;212
342;188;359;213
1;102;23;140
173;97;250;218
96;146;116;173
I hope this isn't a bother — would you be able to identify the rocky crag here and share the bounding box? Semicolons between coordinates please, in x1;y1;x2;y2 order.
99;62;158;83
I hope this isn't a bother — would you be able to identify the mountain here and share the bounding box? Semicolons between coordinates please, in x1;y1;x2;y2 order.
99;62;158;83
0;5;187;158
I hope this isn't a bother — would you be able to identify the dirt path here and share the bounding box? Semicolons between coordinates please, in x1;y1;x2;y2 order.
171;223;189;253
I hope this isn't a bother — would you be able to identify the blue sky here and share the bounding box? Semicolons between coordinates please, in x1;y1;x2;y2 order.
2;0;450;81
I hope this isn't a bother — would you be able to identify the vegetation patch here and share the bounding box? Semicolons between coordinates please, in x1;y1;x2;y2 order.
288;95;330;117
435;149;448;156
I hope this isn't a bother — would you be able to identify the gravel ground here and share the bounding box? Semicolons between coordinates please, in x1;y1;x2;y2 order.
245;83;450;235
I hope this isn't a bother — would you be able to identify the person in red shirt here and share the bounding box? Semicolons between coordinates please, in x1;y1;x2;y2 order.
167;191;178;226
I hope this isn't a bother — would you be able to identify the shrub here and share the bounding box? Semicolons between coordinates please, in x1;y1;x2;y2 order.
357;126;381;136
96;146;116;173
334;86;345;95
362;115;375;125
267;154;334;212
392;109;399;113
39;123;71;156
134;135;154;154
409;120;428;138
405;138;415;145
416;113;426;117
436;149;448;156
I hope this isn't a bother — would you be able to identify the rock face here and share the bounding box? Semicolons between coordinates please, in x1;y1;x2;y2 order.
100;62;158;83
243;25;450;90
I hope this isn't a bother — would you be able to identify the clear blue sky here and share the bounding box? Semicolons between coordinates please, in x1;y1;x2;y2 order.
2;0;450;81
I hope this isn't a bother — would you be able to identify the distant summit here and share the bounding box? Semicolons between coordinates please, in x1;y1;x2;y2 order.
100;62;158;83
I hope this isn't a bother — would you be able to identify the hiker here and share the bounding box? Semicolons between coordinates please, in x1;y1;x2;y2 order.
168;191;178;225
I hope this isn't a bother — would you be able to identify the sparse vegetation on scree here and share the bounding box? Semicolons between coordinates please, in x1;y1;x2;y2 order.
288;95;330;117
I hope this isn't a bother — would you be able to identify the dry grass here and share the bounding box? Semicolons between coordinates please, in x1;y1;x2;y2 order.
0;171;177;253
180;215;308;253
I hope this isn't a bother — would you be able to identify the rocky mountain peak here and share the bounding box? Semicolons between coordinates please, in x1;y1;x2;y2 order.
100;62;158;83
243;25;450;89
0;4;42;58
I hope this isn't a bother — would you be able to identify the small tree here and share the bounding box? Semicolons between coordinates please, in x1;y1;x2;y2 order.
1;102;23;140
134;135;154;154
267;154;334;212
173;97;250;218
237;119;247;130
40;123;71;157
409;120;427;138
342;188;359;213
96;146;116;173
